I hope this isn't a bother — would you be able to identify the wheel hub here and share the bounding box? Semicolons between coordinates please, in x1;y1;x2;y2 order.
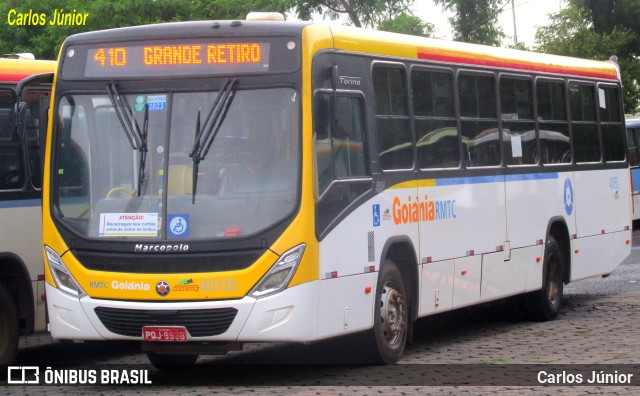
380;284;405;344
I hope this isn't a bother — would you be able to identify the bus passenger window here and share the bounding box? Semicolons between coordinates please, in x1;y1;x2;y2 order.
412;69;459;169
314;94;367;193
458;73;500;167
500;77;536;165
373;65;412;170
537;80;570;164
0;89;23;190
600;85;625;162
570;83;600;163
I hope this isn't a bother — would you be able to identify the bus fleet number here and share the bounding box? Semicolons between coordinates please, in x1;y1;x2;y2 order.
201;278;237;293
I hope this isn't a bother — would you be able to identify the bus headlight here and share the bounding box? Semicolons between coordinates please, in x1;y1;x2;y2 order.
45;246;87;298
250;244;306;298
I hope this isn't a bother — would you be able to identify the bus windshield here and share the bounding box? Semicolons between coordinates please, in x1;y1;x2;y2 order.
53;86;300;240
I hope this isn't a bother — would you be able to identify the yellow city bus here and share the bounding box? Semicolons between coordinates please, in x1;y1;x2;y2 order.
42;14;631;366
0;54;55;364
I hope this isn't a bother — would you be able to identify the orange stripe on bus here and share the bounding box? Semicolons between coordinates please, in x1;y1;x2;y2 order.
0;73;33;82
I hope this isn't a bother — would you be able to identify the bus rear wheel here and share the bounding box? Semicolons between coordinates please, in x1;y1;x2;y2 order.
0;283;19;366
369;259;408;364
525;236;564;321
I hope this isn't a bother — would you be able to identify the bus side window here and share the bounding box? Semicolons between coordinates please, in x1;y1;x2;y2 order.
537;80;570;164
500;77;536;166
314;93;367;193
570;82;600;163
412;68;459;169
0;89;24;190
373;65;412;170
458;73;500;167
599;85;625;162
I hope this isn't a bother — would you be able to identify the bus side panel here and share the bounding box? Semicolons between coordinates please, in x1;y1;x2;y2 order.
317;273;375;339
574;168;630;236
504;173;573;249
571;234;613;281
452;255;481;309
480;247;538;301
418;179;507;262
318;194;391;279
572;167;630;280
612;230;632;271
419;259;454;316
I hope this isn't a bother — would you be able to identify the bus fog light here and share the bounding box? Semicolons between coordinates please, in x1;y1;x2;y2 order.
250;244;305;298
45;246;86;298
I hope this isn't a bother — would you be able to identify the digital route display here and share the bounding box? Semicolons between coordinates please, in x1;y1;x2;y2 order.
81;41;271;77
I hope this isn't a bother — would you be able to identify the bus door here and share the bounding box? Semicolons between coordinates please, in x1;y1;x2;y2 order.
14;72;53;331
16;72;54;190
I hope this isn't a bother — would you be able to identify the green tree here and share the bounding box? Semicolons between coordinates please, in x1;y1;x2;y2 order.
535;1;640;113
434;0;505;46
286;0;415;28
377;12;435;37
0;0;288;60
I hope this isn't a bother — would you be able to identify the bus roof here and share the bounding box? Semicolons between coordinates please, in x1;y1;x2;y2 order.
326;25;620;82
62;20;311;45
60;19;619;82
0;58;56;83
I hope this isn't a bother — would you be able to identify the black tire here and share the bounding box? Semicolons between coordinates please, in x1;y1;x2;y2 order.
525;236;564;321
147;352;198;370
0;283;19;366
367;259;409;364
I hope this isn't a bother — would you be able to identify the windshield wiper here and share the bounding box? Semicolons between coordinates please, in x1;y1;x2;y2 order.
189;78;238;203
138;106;149;196
105;81;148;196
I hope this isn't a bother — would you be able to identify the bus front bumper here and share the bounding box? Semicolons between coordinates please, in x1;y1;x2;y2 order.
46;280;320;343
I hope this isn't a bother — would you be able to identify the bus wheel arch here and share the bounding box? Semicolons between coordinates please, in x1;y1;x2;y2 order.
525;219;570;321
379;237;419;323
368;237;418;363
546;218;571;285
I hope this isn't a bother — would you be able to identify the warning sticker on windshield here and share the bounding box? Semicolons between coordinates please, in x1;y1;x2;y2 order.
99;213;159;237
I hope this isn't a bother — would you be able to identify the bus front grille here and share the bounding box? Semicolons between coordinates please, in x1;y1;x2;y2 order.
94;307;238;337
73;250;264;273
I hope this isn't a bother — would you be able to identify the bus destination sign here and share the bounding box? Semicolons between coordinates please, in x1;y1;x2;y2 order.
80;41;271;78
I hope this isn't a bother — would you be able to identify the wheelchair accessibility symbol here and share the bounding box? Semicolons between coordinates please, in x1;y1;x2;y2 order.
168;214;189;238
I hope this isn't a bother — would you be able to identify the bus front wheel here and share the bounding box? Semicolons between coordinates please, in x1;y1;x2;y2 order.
0;283;19;366
370;259;408;364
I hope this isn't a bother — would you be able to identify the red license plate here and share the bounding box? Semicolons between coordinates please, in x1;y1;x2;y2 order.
142;326;188;342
